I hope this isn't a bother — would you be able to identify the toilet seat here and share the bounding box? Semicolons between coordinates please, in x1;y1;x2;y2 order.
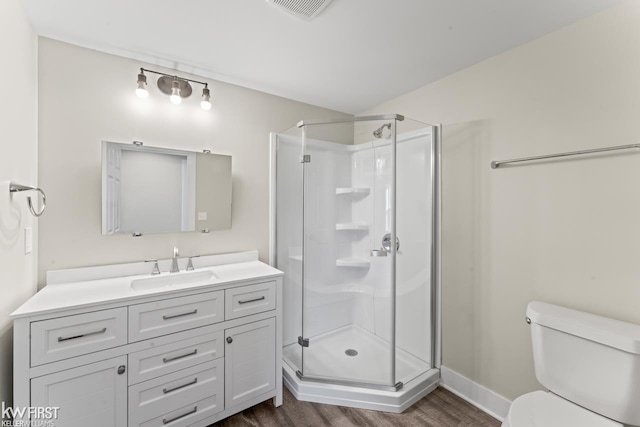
504;391;622;427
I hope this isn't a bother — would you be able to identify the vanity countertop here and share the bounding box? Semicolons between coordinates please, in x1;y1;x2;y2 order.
11;250;283;319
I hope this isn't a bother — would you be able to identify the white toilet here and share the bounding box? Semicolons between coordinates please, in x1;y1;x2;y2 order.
503;301;640;427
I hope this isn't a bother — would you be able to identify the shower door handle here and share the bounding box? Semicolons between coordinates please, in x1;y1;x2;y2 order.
370;249;387;257
371;234;399;256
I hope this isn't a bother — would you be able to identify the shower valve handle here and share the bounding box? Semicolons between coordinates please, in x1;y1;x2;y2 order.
382;233;400;252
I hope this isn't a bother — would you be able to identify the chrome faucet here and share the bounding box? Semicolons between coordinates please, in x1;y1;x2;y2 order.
145;259;161;275
170;247;180;273
186;255;200;271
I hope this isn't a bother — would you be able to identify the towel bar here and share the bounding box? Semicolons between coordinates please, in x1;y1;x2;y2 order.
9;182;46;217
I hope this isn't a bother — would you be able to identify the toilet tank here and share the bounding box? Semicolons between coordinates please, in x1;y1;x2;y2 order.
527;301;640;426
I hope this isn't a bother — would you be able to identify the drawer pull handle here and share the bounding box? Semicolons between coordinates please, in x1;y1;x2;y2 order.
163;378;197;394
163;349;198;363
238;296;266;305
162;406;197;425
57;327;107;342
162;309;198;320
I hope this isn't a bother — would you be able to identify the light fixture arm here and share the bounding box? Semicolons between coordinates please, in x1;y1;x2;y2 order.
139;67;209;87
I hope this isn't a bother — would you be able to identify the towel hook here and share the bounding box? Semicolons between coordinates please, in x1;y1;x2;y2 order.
9;182;47;217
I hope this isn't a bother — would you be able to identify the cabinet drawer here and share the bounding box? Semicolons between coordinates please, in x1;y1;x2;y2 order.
128;331;224;384
128;359;223;426
30;308;127;366
129;291;224;342
138;394;222;427
225;282;276;320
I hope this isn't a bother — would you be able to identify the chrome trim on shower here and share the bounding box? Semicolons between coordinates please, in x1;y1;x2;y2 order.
300;123;308;377
389;118;397;386
297;114;405;128
296;370;404;392
431;124;443;369
268;133;278;268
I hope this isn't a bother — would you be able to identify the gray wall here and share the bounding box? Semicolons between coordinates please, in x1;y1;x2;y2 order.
360;1;640;400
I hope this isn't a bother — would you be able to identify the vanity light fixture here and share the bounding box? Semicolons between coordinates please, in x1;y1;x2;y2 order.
135;67;212;110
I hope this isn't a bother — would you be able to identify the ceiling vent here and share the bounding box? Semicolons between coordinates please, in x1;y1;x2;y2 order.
266;0;334;21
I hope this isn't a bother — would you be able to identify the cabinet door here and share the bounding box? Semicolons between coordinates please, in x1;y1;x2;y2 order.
225;318;276;409
31;356;127;427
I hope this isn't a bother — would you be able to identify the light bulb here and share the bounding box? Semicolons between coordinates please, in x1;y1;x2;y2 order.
170;80;182;105
136;71;148;98
136;86;148;99
200;86;211;110
170;93;182;105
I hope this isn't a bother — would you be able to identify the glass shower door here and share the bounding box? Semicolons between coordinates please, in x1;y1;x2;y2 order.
298;119;400;390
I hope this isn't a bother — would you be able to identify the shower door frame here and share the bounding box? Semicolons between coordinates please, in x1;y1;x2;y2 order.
299;115;402;392
269;115;442;393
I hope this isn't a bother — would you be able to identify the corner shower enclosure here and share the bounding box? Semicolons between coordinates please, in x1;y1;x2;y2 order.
270;115;441;412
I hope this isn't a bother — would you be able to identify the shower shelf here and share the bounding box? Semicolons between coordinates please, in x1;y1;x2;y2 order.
335;257;370;268
335;187;370;196
336;223;369;231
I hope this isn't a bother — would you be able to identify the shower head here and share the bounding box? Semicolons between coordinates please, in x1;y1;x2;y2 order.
373;123;392;139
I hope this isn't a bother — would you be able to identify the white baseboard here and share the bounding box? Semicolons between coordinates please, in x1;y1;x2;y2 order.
440;365;511;422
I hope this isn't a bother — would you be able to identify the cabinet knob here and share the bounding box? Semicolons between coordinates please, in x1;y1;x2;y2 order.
117;365;126;375
226;336;233;344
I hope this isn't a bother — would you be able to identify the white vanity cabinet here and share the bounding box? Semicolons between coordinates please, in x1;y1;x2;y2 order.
12;251;283;427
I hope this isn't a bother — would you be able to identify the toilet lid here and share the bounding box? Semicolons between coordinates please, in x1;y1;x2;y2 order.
506;391;622;427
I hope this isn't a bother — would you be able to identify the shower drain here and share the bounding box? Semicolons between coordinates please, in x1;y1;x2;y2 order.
345;349;358;357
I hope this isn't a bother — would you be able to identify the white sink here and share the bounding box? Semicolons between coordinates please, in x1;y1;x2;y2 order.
130;270;218;291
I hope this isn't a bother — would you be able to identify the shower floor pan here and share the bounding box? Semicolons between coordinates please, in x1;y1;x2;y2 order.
283;324;440;412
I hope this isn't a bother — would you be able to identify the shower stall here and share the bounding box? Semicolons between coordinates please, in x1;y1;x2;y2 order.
269;115;441;412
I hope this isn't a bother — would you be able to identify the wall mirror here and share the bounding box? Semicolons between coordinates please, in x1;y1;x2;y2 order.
101;141;232;235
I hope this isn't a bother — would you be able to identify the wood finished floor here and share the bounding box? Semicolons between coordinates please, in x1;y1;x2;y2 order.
213;387;500;427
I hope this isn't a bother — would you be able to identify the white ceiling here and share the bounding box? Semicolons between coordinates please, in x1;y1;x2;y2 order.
20;0;621;114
